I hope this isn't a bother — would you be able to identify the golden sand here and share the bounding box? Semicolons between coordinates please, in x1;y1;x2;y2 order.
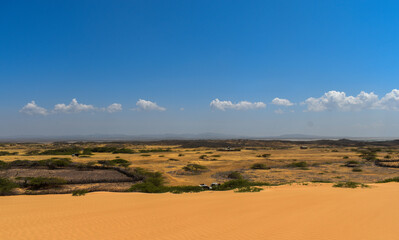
2;183;399;240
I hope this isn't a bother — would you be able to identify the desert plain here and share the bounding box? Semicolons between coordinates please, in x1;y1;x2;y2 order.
2;139;399;239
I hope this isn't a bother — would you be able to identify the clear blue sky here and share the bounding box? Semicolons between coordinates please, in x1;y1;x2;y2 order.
1;0;399;137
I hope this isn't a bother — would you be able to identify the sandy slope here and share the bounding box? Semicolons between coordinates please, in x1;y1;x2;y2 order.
2;184;399;240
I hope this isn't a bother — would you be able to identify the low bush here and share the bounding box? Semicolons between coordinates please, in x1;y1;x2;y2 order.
72;189;89;196
250;163;270;170
286;161;308;169
39;147;81;155
140;154;151;157
182;164;207;172
235;186;263;193
0;151;18;156
256;153;271;158
377;177;399;183
178;153;184;157
0;178;18;195
343;156;349;159
213;179;272;191
352;167;362;172
139;148;171;153
23;177;67;190
97;159;131;167
333;181;368;188
227;171;243;179
199;155;207;159
112;148;135;154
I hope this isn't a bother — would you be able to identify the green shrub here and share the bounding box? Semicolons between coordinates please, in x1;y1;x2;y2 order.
24;177;67;190
333;181;368;188
213;179;272;191
139;148;171;153
343;156;349;159
257;153;271;158
112;148;135;154
72;189;89;196
250;163;270;170
97;159;130;167
235;186;263;192
286;161;308;169
182;164;207;172
332;149;338;152
178;153;184;157
199;155;207;159
352;167;362;172
384;155;391;159
377;177;399;183
39;147;81;155
0;160;7;169
0;178;18;195
227;171;243;179
168;158;179;161
0;151;18;156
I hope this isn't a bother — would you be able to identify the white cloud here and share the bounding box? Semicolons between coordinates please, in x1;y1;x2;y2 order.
272;98;294;106
20;101;48;115
303;90;379;112
105;103;122;113
53;98;95;113
377;89;399;110
210;99;266;111
135;99;166;111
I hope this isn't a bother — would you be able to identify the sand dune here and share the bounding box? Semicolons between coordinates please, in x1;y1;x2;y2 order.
2;184;399;240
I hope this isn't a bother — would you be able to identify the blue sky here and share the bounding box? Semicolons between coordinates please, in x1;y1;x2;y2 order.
1;0;399;137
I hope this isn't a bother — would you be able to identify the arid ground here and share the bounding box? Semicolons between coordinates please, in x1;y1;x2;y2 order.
2;140;399;239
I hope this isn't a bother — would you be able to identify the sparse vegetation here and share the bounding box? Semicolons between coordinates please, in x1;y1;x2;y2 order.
352;167;362;172
139;148;171;153
22;177;67;190
250;163;270;170
227;171;243;179
182;164;207;172
377;177;399;183
286;161;309;169
333;181;369;188
72;189;89;196
0;151;18;156
0;178;18;195
235;186;263;192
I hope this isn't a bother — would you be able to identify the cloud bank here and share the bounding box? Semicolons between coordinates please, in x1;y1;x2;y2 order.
303;90;399;112
135;99;166;111
20;99;123;115
210;99;266;111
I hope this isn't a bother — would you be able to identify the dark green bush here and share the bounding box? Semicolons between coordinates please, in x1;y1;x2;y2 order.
112;148;135;154
250;163;270;170
24;177;67;190
333;181;368;188
352;167;362;172
0;151;18;156
139;148;171;153
199;155;207;159
286;161;308;169
72;189;89;196
213;179;272;191
227;171;243;179
182;164;207;172
377;177;399;183
257;153;271;158
39;147;81;155
235;186;263;192
0;178;18;195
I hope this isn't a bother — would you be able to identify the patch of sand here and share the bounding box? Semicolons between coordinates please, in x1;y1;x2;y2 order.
1;183;399;240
